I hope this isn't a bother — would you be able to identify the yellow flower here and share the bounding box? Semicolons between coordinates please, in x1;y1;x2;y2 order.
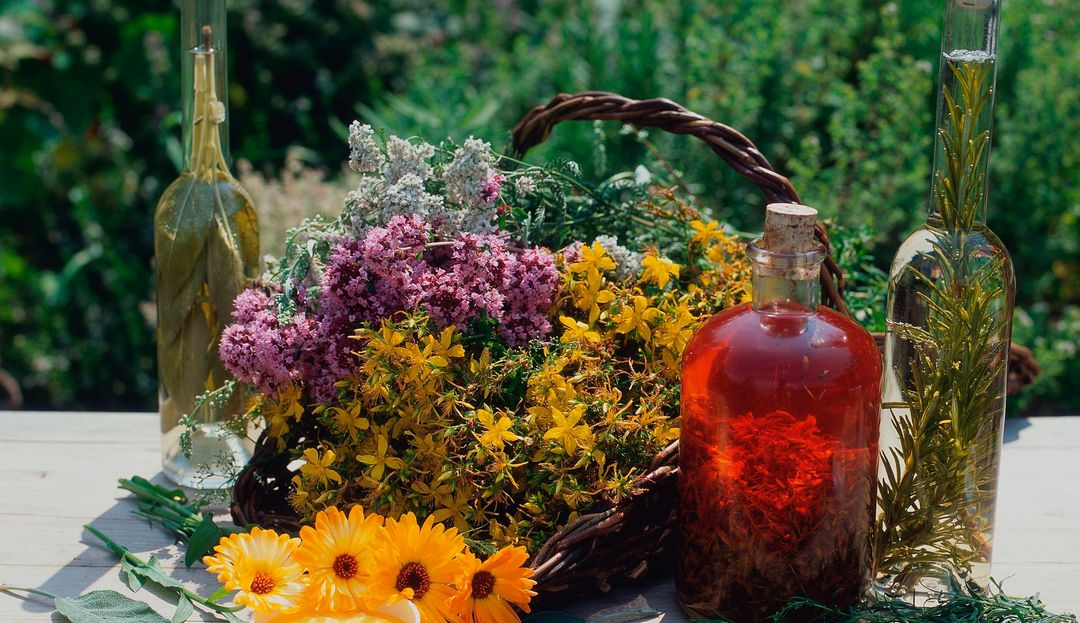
203;527;307;614
558;316;600;344
369;513;467;623
689;219;724;246
300;448;343;487
640;253;680;288
252;600;419;623
356;435;406;481
543;405;593;455
613;295;660;342
652;301;695;353
331;403;370;441
475;409;519;451
572;269;616;324
423;326;465;366
449;547;536;623
293;506;385;612
568;241;616;276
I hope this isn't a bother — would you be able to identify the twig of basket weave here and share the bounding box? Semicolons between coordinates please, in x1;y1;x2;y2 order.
509;91;849;316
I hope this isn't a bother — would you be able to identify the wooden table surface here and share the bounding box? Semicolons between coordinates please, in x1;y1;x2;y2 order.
0;412;1077;622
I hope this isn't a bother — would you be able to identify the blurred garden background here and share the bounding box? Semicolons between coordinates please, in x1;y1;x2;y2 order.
1;0;1077;414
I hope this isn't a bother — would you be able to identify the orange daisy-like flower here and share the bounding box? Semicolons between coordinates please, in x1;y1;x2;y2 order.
449;546;536;623
203;527;307;613
368;513;467;623
293;505;386;612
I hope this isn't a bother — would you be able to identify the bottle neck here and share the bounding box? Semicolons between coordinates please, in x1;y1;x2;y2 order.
747;241;824;312
181;0;230;174
927;0;1001;230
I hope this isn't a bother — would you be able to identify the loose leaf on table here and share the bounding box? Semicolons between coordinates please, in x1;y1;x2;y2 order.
171;594;194;623
54;590;169;623
185;514;223;568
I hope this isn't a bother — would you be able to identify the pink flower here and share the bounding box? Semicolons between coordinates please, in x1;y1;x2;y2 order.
479;173;506;205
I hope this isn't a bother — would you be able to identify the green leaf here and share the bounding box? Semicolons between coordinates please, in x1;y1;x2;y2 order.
185;514;221;568
54;590;169;623
119;558;145;593
205;585;231;604
170;594;193;623
128;555;187;592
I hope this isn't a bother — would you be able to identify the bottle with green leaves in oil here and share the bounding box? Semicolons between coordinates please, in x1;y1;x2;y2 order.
155;0;259;489
874;0;1014;602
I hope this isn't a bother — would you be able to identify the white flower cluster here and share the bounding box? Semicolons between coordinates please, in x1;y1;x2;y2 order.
513;175;537;196
342;123;503;236
347;122;385;174
444;138;496;207
594;235;644;281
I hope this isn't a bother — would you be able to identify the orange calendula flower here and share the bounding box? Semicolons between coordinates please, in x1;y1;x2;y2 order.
449;546;536;623
369;513;466;623
293;505;385;612
203;527;307;614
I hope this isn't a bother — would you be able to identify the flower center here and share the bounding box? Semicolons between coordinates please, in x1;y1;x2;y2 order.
249;571;275;595
472;570;496;599
333;553;360;579
395;561;431;599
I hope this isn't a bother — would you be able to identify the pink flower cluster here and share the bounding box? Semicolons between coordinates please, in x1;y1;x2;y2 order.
220;215;559;401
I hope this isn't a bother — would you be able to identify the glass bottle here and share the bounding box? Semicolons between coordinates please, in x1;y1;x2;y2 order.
677;204;882;622
155;0;259;489
874;0;1014;601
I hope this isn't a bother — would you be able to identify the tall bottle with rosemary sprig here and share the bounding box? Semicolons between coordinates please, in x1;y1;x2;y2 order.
155;0;259;489
874;0;1014;601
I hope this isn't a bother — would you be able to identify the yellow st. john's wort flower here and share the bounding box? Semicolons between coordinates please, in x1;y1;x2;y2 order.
572;269;616;324
356;435;406;480
640;253;681;288
300;448;343;487
475;408;519;451
449;547;537;623
293;505;386;612
543;405;593;455
613;295;661;342
203;527;307;614
689;219;725;246
369;513;467;623
568;241;616;277
558;316;600;344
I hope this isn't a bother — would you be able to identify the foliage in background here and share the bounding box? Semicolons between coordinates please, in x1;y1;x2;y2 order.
0;0;1076;412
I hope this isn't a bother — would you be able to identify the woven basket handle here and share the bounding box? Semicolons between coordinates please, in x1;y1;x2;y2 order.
509;91;849;315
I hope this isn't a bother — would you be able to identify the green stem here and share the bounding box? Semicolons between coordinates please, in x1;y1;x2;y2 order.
82;525;244;614
0;585;58;600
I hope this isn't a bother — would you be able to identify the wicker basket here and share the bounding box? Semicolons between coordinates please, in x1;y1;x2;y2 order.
232;91;1040;601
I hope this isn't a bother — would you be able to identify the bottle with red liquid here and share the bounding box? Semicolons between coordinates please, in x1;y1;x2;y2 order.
677;204;882;622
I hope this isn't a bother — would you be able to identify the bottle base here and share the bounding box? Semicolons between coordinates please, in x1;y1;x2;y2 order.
161;422;252;490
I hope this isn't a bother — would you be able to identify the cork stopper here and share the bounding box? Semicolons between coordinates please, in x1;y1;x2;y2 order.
762;203;818;253
751;203;823;281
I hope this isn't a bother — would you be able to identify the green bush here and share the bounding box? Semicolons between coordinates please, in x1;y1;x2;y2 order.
1;0;1076;412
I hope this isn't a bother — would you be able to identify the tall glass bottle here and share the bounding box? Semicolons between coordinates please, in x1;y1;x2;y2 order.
874;0;1014;600
678;205;882;622
155;0;259;489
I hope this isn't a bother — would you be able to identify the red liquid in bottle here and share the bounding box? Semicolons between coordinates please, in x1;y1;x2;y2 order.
677;300;882;622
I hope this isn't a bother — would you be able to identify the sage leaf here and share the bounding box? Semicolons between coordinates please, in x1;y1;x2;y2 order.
54;590;169;623
120;558;145;593
171;594;193;623
185;514;222;568
126;555;187;591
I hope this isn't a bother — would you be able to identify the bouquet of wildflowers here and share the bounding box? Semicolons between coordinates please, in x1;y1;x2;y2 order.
212;123;751;562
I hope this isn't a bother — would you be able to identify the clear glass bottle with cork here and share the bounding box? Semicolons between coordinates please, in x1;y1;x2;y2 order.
678;204;882;622
155;0;259;488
